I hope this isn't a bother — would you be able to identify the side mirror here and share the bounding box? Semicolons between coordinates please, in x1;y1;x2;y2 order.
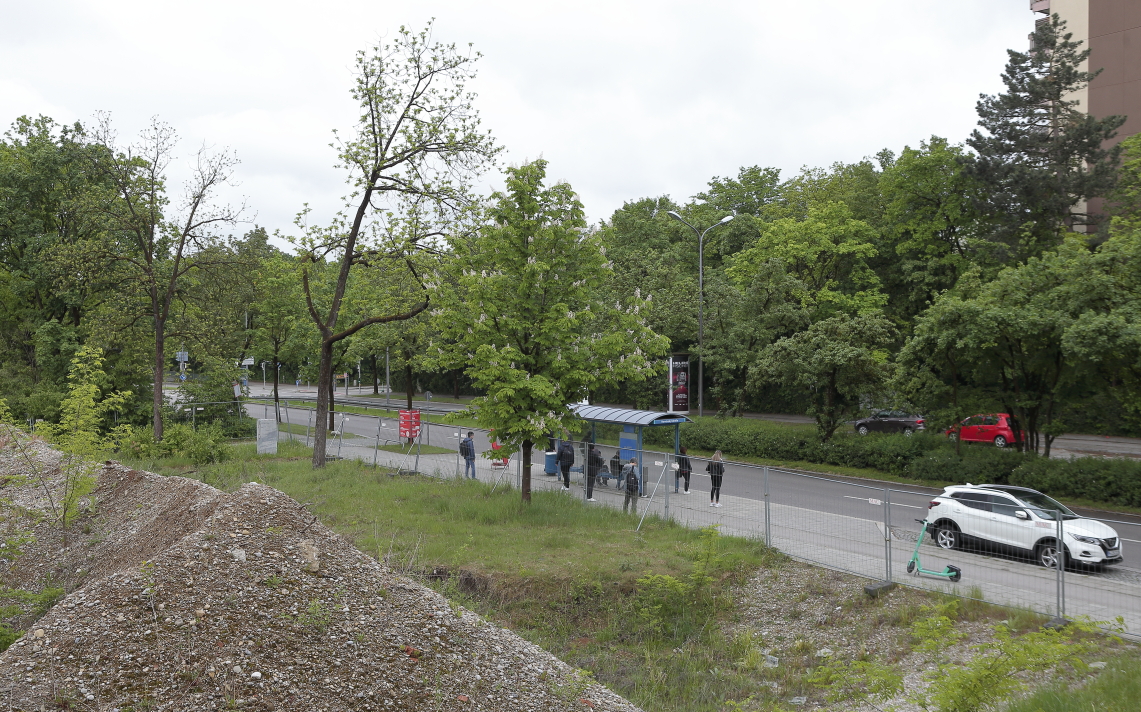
1015;510;1029;520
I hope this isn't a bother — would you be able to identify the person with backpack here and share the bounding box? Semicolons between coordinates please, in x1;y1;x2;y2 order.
460;431;477;479
621;458;640;514
609;450;623;489
675;446;692;494
706;450;725;507
586;443;604;501
555;440;575;490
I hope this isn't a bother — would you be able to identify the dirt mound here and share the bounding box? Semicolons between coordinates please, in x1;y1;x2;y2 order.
0;443;639;711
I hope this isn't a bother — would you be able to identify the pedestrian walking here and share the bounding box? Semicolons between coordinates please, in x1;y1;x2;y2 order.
556;440;575;490
621;458;640;514
707;451;725;507
675;446;692;494
460;431;477;479
586;443;604;501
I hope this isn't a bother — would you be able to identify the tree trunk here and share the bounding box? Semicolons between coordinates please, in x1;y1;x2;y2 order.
153;319;165;442
453;369;459;399
522;438;533;503
329;367;337;432
312;340;334;468
951;356;961;457
272;345;280;422
371;355;380;395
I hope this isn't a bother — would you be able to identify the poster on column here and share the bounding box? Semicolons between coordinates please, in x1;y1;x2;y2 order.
669;355;689;413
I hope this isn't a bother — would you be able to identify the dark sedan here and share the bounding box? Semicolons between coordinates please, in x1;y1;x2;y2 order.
854;410;925;436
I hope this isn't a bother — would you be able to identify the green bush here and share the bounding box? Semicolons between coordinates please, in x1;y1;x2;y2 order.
123;424;231;465
1010;456;1141;508
903;447;1026;485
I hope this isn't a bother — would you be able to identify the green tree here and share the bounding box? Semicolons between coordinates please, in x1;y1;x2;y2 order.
85;115;243;441
249;254;307;414
293;23;500;467
436;160;668;502
754;314;896;440
878;137;984;322
964;14;1125;261
32;347;130;538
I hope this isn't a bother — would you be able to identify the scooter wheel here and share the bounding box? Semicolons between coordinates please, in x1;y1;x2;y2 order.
947;565;962;583
906;560;916;575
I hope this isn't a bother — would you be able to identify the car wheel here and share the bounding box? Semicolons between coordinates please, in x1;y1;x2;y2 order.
1037;540;1067;569
903;428;913;437
994;435;1008;448
857;425;869;436
934;524;960;550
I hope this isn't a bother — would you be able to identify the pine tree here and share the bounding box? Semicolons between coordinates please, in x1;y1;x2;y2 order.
965;14;1125;262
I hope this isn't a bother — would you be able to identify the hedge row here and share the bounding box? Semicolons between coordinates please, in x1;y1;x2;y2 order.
641;417;1141;508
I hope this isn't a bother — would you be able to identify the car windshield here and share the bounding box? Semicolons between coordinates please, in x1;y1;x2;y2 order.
1015;491;1078;520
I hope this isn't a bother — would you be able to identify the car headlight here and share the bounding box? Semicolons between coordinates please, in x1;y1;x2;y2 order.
1070;534;1100;545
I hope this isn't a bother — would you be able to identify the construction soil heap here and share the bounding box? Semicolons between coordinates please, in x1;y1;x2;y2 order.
0;439;639;711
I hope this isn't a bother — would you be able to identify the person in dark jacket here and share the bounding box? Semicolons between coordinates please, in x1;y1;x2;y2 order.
460;432;477;479
555;440;575;490
610;451;623;488
706;450;725;507
586;444;604;501
621;458;640;514
675;446;692;494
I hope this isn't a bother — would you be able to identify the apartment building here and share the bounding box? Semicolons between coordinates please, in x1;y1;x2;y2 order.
1031;0;1141;144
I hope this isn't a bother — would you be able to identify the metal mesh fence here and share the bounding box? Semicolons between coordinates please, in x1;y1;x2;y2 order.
235;399;1141;637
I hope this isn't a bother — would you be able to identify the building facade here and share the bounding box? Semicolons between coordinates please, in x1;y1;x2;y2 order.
1032;0;1141;144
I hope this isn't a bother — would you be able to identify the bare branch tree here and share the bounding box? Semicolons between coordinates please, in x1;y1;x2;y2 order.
292;22;500;467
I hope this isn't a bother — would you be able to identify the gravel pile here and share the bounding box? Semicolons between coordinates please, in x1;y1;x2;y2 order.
0;440;640;711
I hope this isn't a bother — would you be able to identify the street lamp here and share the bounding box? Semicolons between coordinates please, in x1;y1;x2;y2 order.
666;211;734;417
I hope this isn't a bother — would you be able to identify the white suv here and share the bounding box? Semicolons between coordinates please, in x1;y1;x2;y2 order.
926;484;1123;568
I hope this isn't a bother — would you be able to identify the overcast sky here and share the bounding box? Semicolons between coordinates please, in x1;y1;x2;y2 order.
2;0;1032;237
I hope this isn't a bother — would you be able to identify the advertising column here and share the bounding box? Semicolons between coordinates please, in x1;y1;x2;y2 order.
668;355;690;414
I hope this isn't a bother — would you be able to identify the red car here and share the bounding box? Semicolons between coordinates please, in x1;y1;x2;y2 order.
945;413;1024;448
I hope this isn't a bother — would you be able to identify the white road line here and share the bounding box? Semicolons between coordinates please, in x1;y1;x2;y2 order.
842;495;923;509
1122;538;1141;544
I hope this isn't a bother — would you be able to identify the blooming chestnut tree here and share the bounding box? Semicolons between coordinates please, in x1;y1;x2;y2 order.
436;160;668;502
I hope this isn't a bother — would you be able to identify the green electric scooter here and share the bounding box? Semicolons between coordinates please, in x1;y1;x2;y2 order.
906;518;963;582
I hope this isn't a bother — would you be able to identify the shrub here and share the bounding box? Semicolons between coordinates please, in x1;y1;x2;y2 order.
1010;456;1141;508
124;424;231;465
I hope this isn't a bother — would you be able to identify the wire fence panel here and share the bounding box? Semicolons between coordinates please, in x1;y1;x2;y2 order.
221;399;1141;636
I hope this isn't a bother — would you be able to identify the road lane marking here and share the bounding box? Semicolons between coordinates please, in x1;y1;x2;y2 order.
1122;538;1141;543
843;496;923;509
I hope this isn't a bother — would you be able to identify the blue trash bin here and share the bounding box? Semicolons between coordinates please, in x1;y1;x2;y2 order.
545;451;558;475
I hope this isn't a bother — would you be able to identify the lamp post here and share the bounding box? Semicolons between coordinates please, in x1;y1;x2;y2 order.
666;211;734;417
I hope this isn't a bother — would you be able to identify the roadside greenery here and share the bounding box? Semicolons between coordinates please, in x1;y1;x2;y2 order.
125;442;1131;712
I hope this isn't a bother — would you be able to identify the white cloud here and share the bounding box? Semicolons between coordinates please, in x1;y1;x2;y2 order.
0;0;1033;235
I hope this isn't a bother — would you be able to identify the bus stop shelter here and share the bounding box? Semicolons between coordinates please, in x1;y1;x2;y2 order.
569;405;692;487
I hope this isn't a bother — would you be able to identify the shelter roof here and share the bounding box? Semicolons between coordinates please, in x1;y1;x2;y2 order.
571;404;692;427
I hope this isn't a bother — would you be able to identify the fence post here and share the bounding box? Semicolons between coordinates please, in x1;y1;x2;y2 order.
763;465;771;546
374;417;383;469
884;488;893;583
305;409;312;448
284;400;292;443
1056;511;1065;618
336;413;346;460
664;458;671;522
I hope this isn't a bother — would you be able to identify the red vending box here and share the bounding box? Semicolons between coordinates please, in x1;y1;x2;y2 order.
399;410;421;439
